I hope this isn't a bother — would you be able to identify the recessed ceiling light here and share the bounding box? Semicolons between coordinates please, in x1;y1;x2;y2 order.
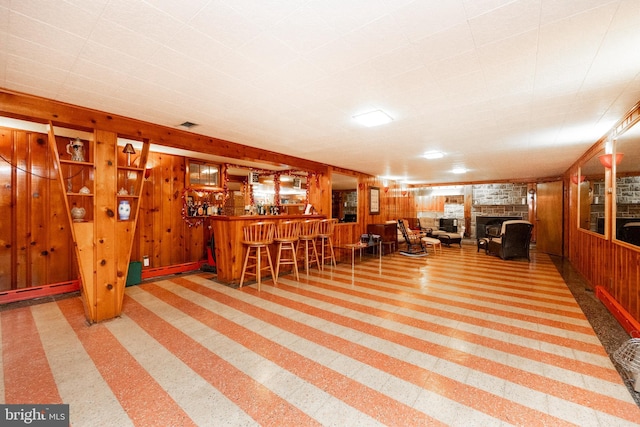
452;167;467;174
423;151;444;159
352;110;393;127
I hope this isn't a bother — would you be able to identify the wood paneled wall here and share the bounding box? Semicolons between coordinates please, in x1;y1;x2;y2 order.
0;128;73;291
133;152;204;268
0;89;418;297
566;102;640;325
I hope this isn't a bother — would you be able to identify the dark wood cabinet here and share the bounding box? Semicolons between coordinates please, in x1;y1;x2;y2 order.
367;223;398;246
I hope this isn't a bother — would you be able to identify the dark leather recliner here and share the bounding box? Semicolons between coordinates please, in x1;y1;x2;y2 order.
487;220;533;261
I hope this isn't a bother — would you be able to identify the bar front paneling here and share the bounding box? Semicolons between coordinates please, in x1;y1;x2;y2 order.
208;214;325;285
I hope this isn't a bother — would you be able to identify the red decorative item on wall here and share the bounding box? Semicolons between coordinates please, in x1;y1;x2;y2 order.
598;153;624;168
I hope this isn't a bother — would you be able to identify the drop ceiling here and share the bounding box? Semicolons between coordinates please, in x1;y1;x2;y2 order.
1;0;640;184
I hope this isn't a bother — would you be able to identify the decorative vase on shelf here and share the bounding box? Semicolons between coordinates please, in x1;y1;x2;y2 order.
118;200;131;220
71;207;86;222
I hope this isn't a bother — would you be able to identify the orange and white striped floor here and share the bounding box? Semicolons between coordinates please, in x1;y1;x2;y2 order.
2;245;640;426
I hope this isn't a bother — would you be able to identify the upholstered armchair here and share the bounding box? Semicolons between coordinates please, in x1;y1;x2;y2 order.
620;222;640;246
487;220;533;261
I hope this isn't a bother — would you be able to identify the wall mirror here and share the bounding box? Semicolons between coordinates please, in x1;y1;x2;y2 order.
224;166;309;215
578;151;606;234
331;172;358;222
614;122;640;246
187;159;220;188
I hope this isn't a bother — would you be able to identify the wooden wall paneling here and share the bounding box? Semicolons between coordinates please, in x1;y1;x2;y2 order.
464;186;472;236
14;130;29;289
114;138;149;314
46;133;73;285
145;152;165;268
28;131;50;286
47;125;94;319
159;155;176;267
94;129;118;322
0;129;15;290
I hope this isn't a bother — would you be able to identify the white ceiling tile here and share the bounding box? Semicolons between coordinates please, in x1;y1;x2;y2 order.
8;11;86;56
9;0;101;38
468;0;542;46
392;0;467;42
268;4;342;53
2;0;640;184
143;0;211;24
237;32;299;69
475;29;538;68
188;2;263;49
427;50;483;81
100;0;184;43
540;0;619;25
413;24;476;64
88;19;161;60
462;0;517;19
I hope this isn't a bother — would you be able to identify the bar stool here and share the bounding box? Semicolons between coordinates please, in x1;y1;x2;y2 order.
274;220;300;283
239;221;276;291
297;219;321;274
316;218;337;269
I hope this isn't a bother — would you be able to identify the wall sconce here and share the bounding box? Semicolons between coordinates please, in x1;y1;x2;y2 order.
383;186;389;193
123;143;136;166
144;167;152;180
528;188;536;199
571;174;586;184
598;153;624;168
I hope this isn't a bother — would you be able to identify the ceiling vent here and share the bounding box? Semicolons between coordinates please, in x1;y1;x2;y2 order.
177;121;198;130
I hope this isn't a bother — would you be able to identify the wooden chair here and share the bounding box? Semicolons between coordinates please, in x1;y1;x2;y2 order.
316;218;337;269
297;219;321;274
239;221;276;290
274;220;300;283
398;219;427;255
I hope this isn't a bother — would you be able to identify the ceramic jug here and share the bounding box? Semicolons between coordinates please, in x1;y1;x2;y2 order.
71;206;86;222
66;138;85;162
118;200;131;220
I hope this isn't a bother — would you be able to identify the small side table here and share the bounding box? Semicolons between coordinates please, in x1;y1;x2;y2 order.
477;238;489;253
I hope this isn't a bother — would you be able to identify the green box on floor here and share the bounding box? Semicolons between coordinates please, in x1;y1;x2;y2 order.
126;261;142;287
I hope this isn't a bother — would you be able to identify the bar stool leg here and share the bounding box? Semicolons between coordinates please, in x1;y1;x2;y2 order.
275;240;299;283
239;245;253;288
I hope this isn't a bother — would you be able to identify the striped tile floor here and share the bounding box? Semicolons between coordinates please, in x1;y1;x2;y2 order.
2;245;640;426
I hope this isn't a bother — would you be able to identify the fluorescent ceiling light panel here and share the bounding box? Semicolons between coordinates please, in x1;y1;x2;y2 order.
423;151;444;159
353;110;393;127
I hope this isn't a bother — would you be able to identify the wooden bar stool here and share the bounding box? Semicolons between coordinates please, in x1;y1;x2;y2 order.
297;219;321;274
239;221;276;290
274;220;300;283
316;218;337;269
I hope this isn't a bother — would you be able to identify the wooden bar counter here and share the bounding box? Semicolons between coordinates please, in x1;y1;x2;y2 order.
207;214;325;285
